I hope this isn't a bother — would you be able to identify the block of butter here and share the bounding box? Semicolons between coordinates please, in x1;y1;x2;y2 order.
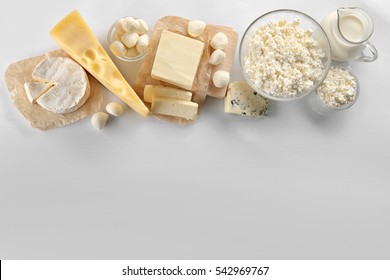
151;30;205;91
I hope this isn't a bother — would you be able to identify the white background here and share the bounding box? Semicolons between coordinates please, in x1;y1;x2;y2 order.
0;0;389;259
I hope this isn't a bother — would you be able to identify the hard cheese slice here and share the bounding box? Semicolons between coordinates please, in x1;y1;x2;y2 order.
144;85;192;103
151;97;198;120
151;30;204;91
50;10;149;117
224;81;268;117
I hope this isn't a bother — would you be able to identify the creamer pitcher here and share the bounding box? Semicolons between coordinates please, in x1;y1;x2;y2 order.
320;7;378;62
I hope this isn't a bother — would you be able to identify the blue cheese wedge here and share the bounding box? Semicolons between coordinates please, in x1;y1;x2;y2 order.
224;81;267;117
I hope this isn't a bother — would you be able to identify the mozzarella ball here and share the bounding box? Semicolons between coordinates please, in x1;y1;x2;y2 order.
188;20;206;37
210;32;228;50
109;41;126;57
213;71;230;88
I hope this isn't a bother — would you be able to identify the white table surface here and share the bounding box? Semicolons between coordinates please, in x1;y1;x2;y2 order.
1;0;389;259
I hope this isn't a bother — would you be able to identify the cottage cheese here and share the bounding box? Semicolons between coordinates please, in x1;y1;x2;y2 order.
244;19;325;97
318;67;357;108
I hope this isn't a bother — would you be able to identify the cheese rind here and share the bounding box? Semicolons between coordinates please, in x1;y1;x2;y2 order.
151;30;204;90
151;97;198;120
144;85;192;103
50;10;149;117
224;81;268;117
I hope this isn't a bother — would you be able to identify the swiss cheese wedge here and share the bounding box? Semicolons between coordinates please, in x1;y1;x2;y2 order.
50;10;149;117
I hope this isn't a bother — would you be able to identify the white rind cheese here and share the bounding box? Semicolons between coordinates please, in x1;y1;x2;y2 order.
26;57;90;114
24;81;53;103
144;85;192;103
151;30;204;90
224;81;268;117
151;97;198;120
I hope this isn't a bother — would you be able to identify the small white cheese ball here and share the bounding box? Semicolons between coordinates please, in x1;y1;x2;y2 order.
113;31;123;42
115;18;125;34
136;19;149;35
188;20;206;37
106;102;124;117
109;41;127;57
209;49;226;65
126;47;139;58
213;71;230;88
91;112;109;130
121;33;139;48
122;17;140;33
136;34;149;53
210;32;228;50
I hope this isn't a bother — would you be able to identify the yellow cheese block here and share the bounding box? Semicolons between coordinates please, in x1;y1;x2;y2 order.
50;10;149;117
151;97;198;120
144;85;192;103
151;30;204;91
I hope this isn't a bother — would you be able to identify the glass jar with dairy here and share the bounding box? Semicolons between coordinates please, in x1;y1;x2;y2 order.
320;7;378;62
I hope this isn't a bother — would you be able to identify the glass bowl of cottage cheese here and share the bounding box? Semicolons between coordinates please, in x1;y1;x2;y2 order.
309;65;360;115
239;9;332;101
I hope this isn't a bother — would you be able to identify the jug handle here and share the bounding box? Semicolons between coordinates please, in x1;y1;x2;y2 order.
355;42;378;62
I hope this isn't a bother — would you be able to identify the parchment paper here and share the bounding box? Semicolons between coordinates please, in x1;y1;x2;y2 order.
133;16;213;125
4;49;102;131
206;25;238;99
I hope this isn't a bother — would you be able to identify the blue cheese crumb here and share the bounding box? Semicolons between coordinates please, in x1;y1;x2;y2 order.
224;81;268;117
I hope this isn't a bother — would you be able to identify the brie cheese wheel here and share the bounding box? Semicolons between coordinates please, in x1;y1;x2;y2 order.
25;57;90;114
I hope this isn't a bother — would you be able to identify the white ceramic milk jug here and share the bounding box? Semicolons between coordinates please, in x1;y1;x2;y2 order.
321;7;378;62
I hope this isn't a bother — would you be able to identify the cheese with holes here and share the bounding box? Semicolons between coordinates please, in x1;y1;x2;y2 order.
151;30;204;90
224;81;268;117
24;57;90;114
151;97;198;120
144;85;192;103
50;10;149;117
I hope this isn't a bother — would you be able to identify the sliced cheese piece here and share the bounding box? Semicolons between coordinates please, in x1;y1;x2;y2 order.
27;57;90;114
151;30;204;90
24;81;54;103
224;81;268;117
50;10;149;117
151;97;198;120
144;85;192;103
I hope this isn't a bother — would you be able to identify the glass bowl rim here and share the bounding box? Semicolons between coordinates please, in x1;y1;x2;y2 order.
239;9;332;102
316;65;360;111
107;16;151;62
